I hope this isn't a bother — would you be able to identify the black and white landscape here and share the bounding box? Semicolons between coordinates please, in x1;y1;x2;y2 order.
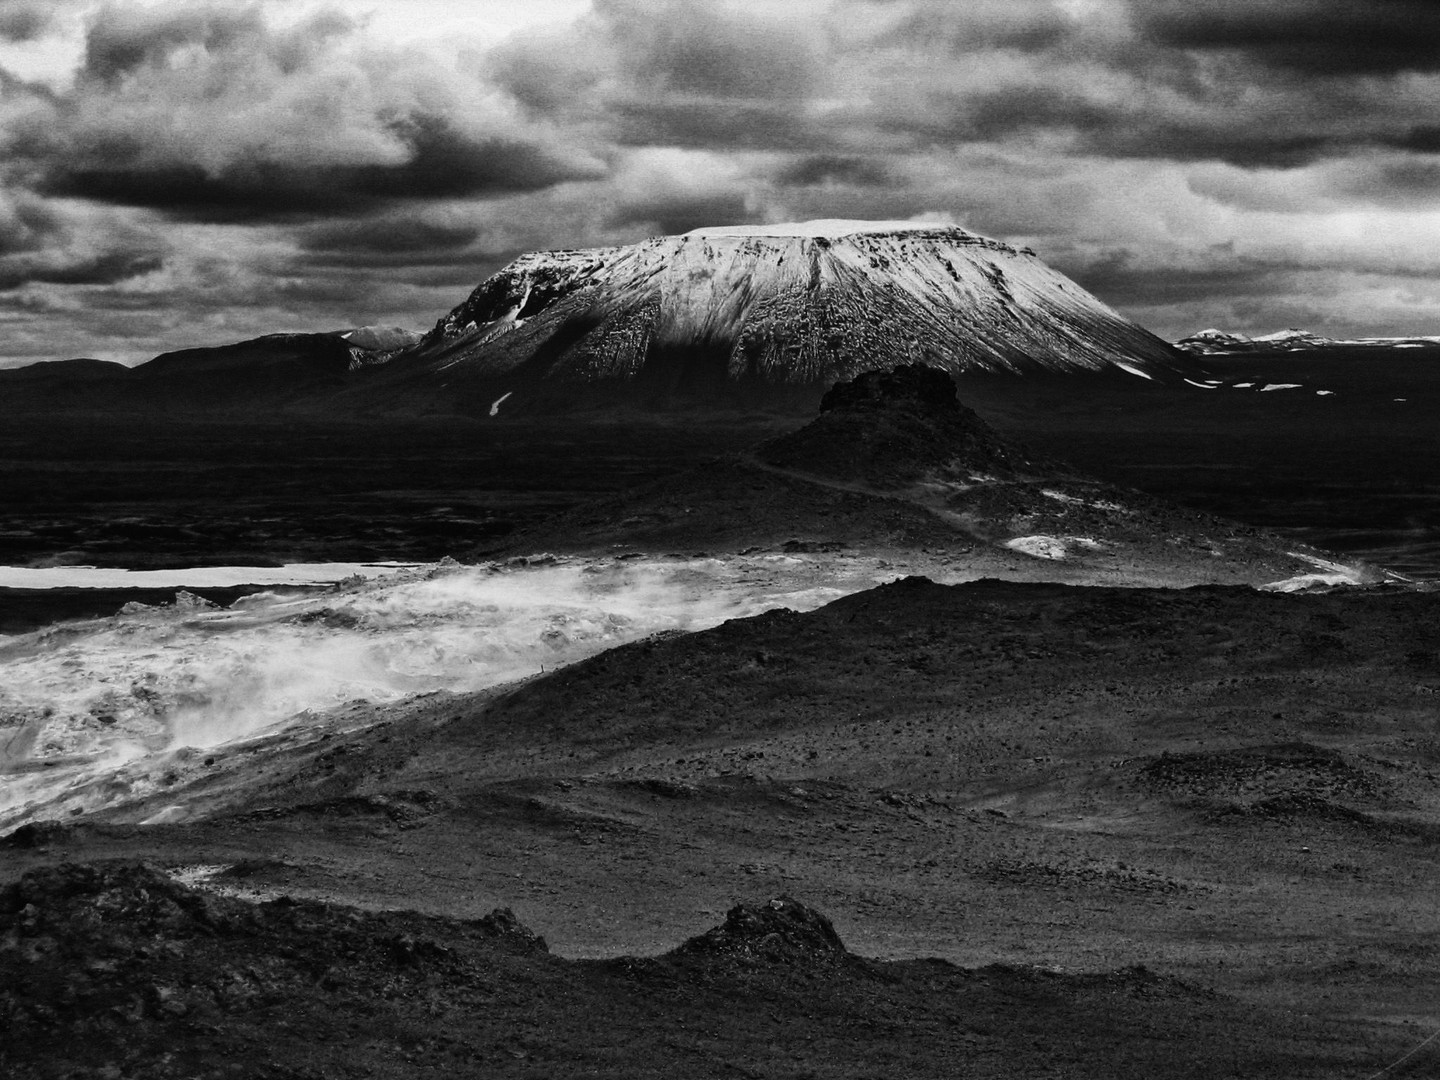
5;4;1440;1079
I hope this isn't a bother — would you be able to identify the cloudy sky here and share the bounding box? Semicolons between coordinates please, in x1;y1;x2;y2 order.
1;0;1438;366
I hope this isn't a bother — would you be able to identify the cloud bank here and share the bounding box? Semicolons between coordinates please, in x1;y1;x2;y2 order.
0;0;1437;364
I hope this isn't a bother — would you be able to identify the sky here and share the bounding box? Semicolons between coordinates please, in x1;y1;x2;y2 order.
1;0;1439;367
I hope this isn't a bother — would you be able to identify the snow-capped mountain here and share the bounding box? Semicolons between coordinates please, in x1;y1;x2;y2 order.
397;221;1188;392
1178;327;1440;355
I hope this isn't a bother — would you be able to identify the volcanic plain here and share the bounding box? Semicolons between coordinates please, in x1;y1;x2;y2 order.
4;359;1440;1079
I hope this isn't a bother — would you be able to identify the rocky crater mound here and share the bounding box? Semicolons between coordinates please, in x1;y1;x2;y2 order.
671;896;849;965
757;362;1032;488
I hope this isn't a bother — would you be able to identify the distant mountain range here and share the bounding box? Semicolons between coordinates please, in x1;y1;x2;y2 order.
0;327;421;411
1177;327;1440;355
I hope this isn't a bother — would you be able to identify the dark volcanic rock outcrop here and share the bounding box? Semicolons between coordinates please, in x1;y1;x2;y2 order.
758;362;1032;488
672;896;849;965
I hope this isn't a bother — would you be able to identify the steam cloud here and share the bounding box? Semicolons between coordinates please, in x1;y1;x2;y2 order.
0;555;906;826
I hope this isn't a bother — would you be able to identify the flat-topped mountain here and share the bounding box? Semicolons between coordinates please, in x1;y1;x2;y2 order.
368;220;1190;410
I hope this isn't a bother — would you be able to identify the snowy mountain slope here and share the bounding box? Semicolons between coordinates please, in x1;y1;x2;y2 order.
394;221;1189;394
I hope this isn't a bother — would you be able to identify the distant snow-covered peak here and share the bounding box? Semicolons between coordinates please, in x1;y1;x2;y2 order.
683;219;974;239
1254;328;1328;345
1175;326;1440;355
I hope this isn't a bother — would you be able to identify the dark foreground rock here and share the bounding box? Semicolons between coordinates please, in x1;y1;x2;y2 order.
0;863;1383;1079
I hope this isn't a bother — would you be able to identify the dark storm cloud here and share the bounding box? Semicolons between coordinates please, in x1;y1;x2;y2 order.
0;197;64;256
1140;0;1440;75
1087;117;1339;169
40;118;605;222
612;100;821;152
0;250;163;291
83;4;268;82
301;217;482;257
962;85;1120;144
909;80;1339;169
608;190;756;236
7;3;604;223
872;2;1075;54
1062;248;1292;308
1330;158;1440;208
1386;126;1440;153
488;0;1438;172
489;0;827;150
79;2;356;83
0;4;53;42
297;216;486;270
774;156;895;188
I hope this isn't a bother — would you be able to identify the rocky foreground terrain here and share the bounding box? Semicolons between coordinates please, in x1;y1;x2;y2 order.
4;576;1439;1077
3;367;1438;1078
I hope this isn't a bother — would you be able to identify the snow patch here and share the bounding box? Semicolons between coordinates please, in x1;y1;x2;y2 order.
1259;553;1369;593
1183;378;1219;389
1316;390;1334;396
1005;535;1104;560
1039;489;1125;512
1259;383;1303;392
489;391;514;416
1113;360;1155;380
1007;536;1069;560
